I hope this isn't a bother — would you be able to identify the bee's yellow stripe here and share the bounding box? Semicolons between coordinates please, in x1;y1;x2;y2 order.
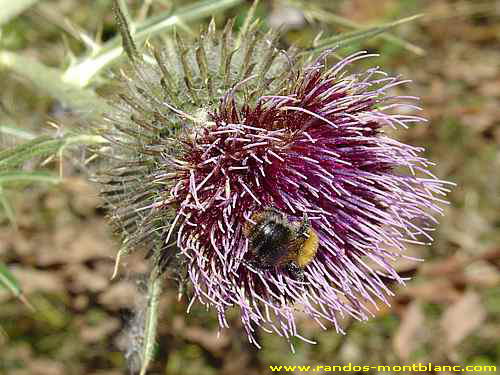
297;229;319;267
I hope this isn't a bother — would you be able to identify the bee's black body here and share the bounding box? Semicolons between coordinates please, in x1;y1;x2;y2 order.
243;208;319;281
248;212;292;268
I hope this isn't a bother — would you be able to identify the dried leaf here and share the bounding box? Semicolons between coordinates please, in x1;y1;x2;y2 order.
98;281;140;310
441;291;486;348
393;301;425;360
401;279;460;304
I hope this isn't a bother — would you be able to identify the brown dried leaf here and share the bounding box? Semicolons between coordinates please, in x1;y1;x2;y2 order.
37;218;115;265
63;264;110;293
463;260;500;288
79;317;120;343
401;279;461;304
1;266;65;296
440;291;486;348
393;301;425;360
172;316;230;354
17;359;65;375
98;280;140;310
63;177;101;216
420;255;467;277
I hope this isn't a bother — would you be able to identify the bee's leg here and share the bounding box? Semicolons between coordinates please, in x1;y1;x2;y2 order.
284;262;305;282
242;255;275;272
297;212;310;239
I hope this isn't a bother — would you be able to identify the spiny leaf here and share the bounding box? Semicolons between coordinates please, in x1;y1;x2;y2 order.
308;14;423;53
287;0;425;56
310;11;424;55
62;0;244;87
235;0;260;48
113;0;140;62
0;134;107;170
0;136;64;170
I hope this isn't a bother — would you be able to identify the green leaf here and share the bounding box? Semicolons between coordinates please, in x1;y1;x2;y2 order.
0;136;64;170
140;270;163;375
0;0;243;116
0;124;36;140
0;0;39;26
286;0;425;56
0;263;20;295
0;262;34;311
0;185;16;227
0;51;110;120
308;14;423;53
62;0;244;87
0;134;107;170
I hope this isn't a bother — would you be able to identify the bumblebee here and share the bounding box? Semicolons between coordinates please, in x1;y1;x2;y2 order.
243;208;319;281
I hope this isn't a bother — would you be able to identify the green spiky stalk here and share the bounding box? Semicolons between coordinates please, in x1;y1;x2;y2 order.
140;270;163;375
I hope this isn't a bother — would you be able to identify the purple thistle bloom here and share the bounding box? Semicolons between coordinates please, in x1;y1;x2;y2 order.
98;22;451;346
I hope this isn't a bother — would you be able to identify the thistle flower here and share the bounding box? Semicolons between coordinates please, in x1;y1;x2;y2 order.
97;19;451;346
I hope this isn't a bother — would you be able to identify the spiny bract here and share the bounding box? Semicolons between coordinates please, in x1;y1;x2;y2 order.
97;20;451;346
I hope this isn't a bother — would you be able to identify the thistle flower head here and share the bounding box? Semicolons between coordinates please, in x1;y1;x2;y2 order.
98;20;451;345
